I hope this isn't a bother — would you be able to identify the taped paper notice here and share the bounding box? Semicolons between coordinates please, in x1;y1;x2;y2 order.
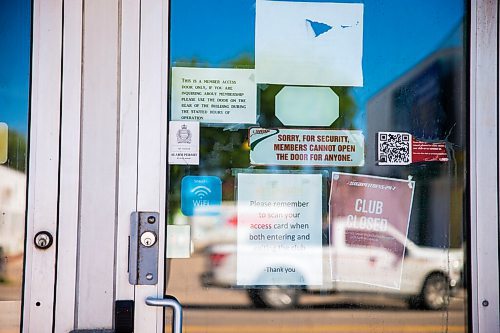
329;173;415;289
255;0;364;86
166;225;191;259
377;132;449;165
168;121;199;165
237;173;323;286
171;67;257;125
249;128;364;167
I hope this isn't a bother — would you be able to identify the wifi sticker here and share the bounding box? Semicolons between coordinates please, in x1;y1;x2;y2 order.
181;176;222;216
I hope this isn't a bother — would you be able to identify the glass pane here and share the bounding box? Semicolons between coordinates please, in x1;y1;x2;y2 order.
167;1;468;332
0;1;31;332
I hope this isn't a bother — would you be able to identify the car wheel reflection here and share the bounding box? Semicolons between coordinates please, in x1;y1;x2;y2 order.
247;287;300;309
422;274;449;310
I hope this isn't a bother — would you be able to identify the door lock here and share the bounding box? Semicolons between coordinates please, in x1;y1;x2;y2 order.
129;212;159;285
34;231;53;250
140;231;157;247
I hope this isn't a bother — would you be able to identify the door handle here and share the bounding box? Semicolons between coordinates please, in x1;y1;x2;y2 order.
145;295;183;333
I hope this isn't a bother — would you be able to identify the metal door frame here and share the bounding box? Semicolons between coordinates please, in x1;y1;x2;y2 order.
21;0;499;332
22;0;169;331
469;0;500;331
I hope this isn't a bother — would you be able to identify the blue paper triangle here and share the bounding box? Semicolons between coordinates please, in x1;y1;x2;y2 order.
306;19;333;37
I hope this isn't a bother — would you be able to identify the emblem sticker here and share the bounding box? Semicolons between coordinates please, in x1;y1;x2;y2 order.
168;121;199;165
176;124;192;143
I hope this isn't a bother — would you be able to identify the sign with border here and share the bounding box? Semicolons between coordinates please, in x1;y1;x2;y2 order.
249;128;364;167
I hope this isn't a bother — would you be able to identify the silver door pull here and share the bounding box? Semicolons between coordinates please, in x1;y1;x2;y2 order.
145;295;183;333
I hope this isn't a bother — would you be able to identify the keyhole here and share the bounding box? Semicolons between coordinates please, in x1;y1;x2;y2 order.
34;231;53;249
140;231;156;247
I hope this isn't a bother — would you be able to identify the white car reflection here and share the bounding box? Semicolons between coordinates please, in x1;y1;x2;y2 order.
201;220;463;310
183;202;237;252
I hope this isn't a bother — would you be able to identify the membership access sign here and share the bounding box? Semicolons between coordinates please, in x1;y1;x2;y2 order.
249;128;364;167
237;173;323;286
329;173;414;289
171;67;257;125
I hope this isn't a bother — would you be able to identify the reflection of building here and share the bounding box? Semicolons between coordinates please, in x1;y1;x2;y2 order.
0;165;26;255
365;47;465;248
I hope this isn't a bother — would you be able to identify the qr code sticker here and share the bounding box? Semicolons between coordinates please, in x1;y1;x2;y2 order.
378;132;412;165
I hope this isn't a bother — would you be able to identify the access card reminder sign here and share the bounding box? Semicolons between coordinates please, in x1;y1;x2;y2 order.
249;128;364;167
237;173;323;286
329;173;415;289
171;67;257;125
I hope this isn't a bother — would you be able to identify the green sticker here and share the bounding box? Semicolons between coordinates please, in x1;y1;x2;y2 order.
276;87;339;127
0;123;8;164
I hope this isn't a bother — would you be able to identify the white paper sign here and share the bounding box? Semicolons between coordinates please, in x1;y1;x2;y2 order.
171;67;257;124
255;0;364;86
249;128;365;167
237;173;323;286
168;121;199;165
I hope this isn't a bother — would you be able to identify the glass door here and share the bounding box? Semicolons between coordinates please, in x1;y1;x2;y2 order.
165;1;470;332
0;1;31;332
